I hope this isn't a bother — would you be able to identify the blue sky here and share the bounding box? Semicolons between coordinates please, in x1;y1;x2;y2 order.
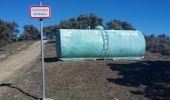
0;0;170;35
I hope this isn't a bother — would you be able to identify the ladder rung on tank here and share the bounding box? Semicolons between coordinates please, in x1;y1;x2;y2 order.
99;29;109;59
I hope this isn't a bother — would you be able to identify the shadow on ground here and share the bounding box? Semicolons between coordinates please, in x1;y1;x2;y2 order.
107;61;170;100
0;83;41;100
44;57;61;62
46;40;56;44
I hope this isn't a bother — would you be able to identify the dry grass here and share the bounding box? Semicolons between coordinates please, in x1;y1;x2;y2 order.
0;40;170;100
0;41;35;60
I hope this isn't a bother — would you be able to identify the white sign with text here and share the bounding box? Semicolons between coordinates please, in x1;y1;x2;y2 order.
30;6;50;18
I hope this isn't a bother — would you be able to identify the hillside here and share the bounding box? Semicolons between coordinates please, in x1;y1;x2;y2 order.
0;40;169;100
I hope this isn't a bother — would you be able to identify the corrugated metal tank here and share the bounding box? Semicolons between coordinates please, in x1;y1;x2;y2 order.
56;29;146;60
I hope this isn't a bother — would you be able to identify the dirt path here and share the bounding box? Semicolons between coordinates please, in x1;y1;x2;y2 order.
0;41;41;81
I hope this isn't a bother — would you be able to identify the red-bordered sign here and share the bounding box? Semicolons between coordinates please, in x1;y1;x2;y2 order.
30;6;51;18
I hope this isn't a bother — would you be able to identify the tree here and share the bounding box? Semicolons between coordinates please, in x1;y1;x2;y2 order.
58;13;103;29
121;21;135;30
77;14;90;29
44;24;59;39
20;25;40;40
89;13;103;29
44;13;104;39
0;19;19;46
106;20;122;30
145;34;170;56
106;20;135;30
44;14;137;39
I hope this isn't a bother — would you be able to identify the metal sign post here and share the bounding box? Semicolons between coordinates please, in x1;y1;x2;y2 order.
39;2;45;100
30;2;51;100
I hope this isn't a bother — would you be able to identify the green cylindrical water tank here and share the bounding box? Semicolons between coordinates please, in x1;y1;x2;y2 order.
56;29;146;60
